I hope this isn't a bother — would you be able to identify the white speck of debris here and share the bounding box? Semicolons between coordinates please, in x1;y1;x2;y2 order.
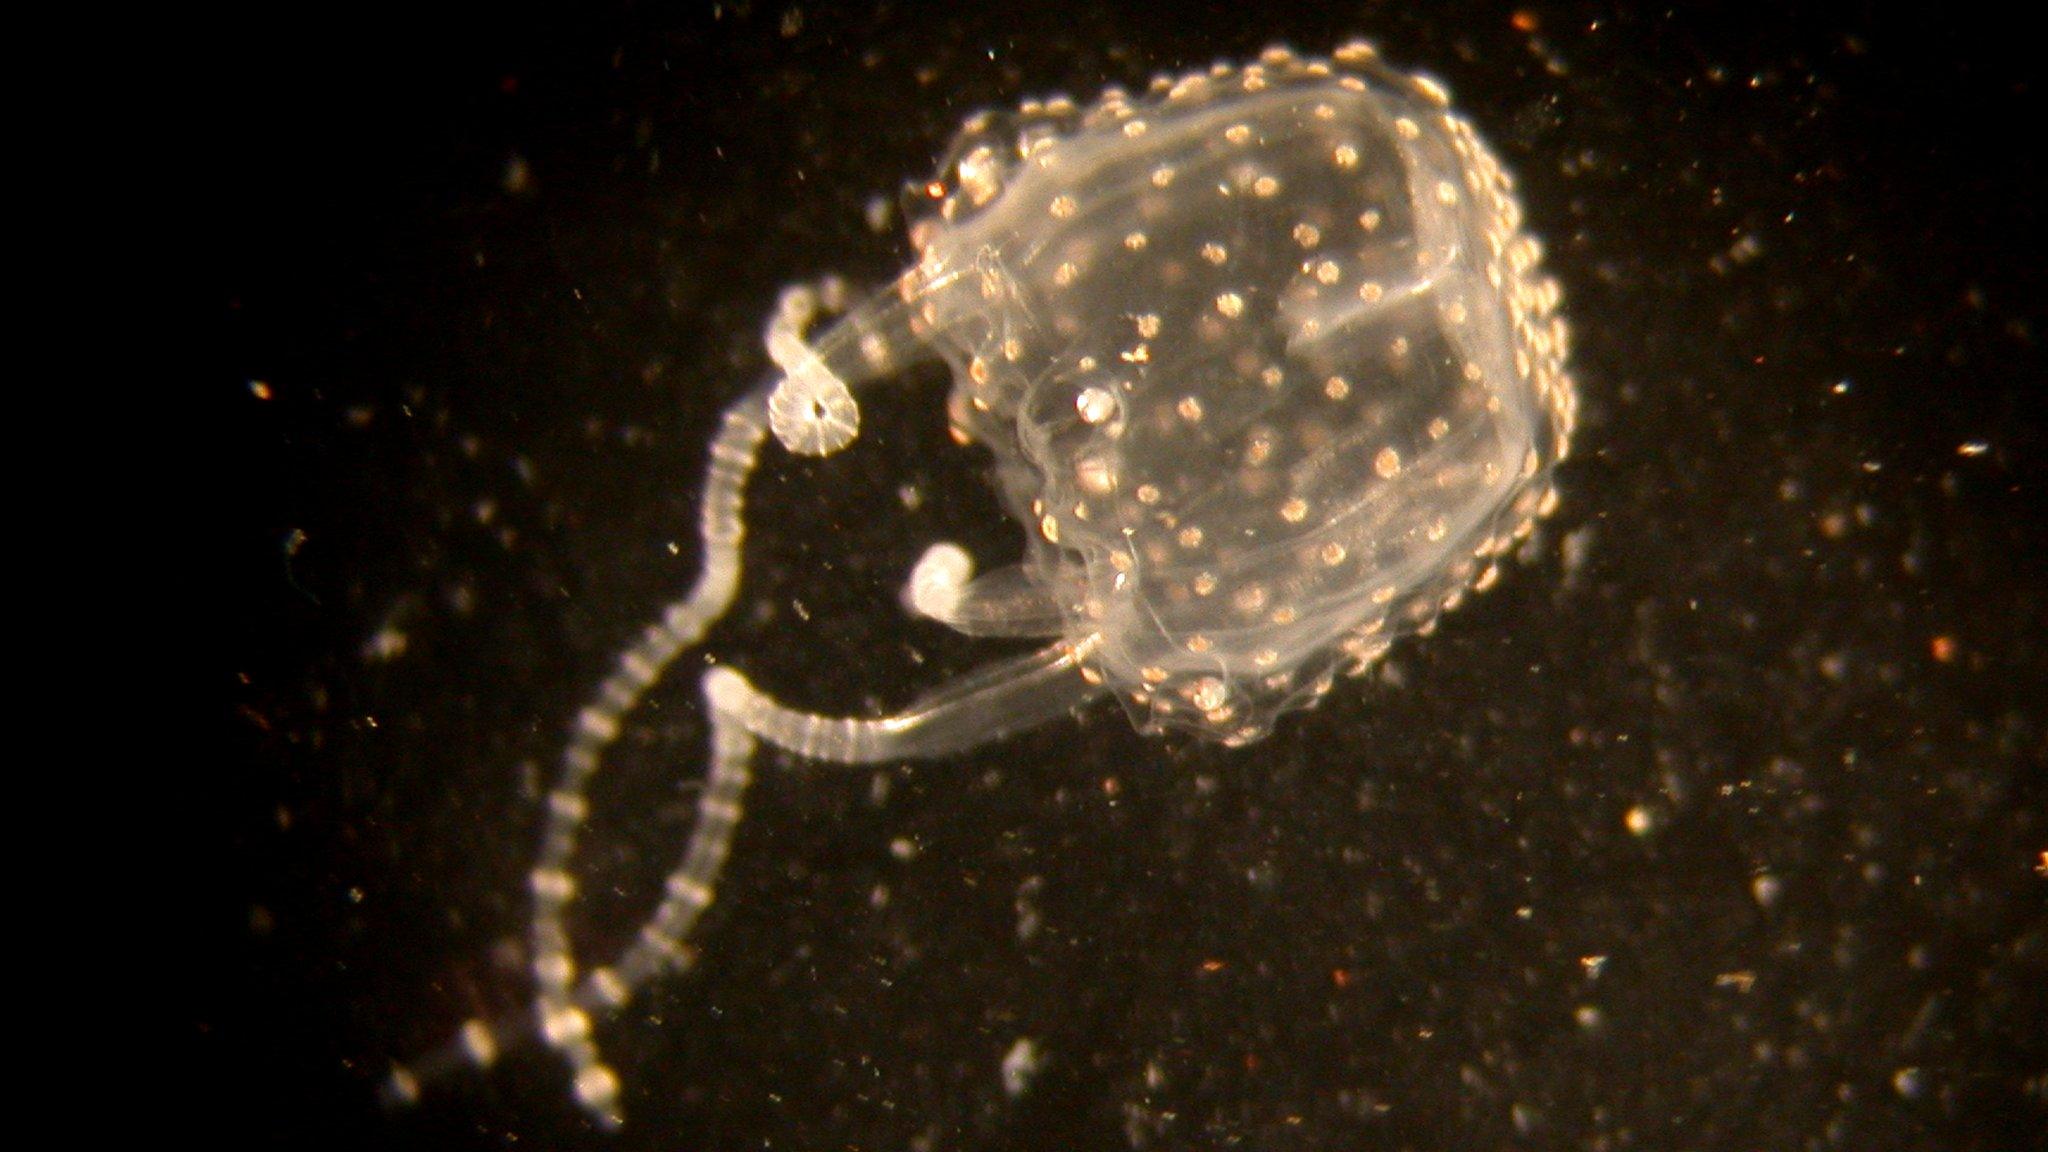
1001;1038;1041;1099
363;626;409;663
1751;873;1783;909
1015;875;1044;942
866;194;894;234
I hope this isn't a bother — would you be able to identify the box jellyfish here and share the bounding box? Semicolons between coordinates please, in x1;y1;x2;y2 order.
389;41;1575;1127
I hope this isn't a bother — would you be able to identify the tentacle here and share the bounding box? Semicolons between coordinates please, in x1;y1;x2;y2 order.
765;275;930;457
389;275;1026;1127
705;636;1103;764
387;389;773;1128
903;543;1069;639
766;282;860;456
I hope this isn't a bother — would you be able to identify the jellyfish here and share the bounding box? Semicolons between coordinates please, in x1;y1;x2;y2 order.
389;41;1575;1128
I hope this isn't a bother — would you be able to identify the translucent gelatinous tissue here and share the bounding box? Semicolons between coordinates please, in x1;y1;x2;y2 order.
391;42;1574;1128
881;42;1577;743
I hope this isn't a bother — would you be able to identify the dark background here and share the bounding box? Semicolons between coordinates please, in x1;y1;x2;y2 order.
214;3;2045;1149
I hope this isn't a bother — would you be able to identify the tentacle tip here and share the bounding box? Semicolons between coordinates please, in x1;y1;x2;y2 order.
905;541;973;621
768;376;861;456
702;665;752;715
